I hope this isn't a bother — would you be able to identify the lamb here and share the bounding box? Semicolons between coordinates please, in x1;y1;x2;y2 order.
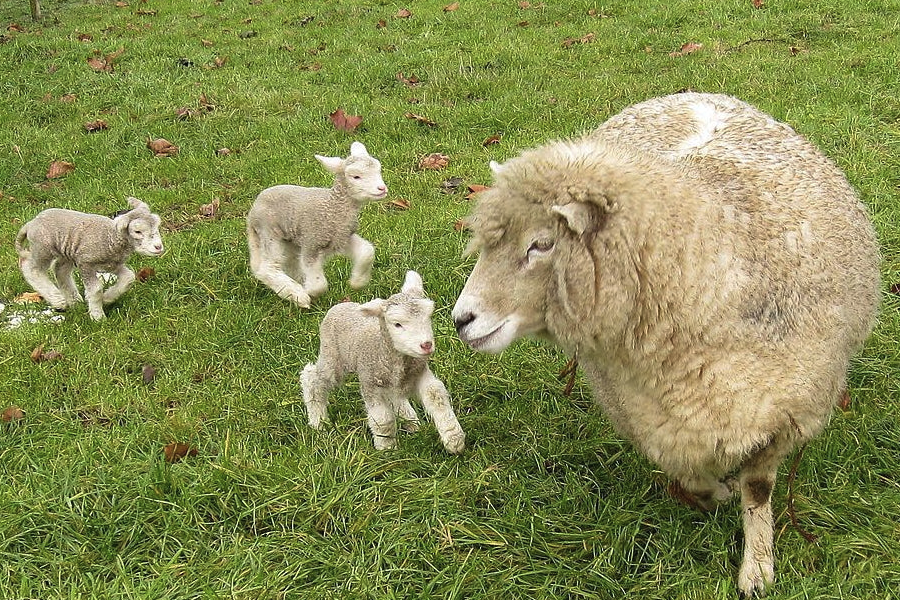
247;141;387;308
15;197;164;321
451;92;880;596
301;270;466;454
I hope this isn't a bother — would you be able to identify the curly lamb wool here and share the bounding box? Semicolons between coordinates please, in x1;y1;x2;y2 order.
452;92;880;596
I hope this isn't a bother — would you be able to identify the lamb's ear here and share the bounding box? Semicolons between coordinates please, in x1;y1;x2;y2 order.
551;203;600;236
316;154;345;174
401;270;424;296
359;298;386;316
489;160;503;175
349;141;369;158
114;213;131;233
126;196;150;215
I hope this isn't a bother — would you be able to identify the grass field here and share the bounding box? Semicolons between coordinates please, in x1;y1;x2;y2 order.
1;0;899;598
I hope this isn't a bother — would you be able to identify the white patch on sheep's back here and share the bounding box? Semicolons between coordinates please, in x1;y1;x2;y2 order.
1;300;65;330
677;101;730;155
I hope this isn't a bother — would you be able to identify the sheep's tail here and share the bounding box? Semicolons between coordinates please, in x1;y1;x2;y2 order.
14;224;30;261
247;221;262;275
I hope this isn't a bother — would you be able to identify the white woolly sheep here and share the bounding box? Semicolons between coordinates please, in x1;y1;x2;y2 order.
15;197;164;321
452;92;880;596
247;141;386;308
302;271;466;454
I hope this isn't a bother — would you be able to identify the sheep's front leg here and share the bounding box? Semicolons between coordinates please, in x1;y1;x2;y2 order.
299;251;328;298
102;265;136;305
416;369;465;454
360;383;398;450
391;397;421;432
80;269;106;321
53;260;83;305
300;362;336;429
21;253;67;309
346;234;374;290
736;439;792;596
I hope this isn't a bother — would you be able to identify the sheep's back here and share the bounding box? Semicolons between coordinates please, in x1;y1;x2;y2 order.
249;185;357;248
25;209;123;264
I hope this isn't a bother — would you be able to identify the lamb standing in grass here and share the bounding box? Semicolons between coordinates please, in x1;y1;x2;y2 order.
302;271;466;454
247;141;386;308
15;197;164;321
452;92;880;595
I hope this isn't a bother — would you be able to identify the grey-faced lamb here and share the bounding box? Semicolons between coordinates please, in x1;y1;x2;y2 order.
302;270;466;454
15;196;164;321
452;92;880;596
247;141;386;308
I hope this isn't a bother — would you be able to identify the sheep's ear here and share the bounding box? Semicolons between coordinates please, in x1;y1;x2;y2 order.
401;271;424;296
551;203;598;236
349;141;369;158
114;214;131;233
489;160;503;175
126;196;150;214
359;298;386;316
316;154;345;173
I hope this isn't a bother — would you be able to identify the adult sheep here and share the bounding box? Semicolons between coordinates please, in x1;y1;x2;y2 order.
452;92;880;596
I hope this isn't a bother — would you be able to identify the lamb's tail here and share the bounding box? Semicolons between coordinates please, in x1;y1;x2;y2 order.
14;224;30;263
247;220;262;275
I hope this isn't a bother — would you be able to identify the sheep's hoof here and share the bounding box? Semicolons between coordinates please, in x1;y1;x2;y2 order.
442;430;466;455
373;436;398;451
737;559;774;597
286;291;311;308
349;274;371;290
88;311;106;321
401;420;421;433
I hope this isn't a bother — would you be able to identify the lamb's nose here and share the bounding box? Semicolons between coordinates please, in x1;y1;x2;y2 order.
454;312;475;333
420;341;433;353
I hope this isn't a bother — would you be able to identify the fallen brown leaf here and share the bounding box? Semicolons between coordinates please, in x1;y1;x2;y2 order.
482;134;502;146
518;1;530;7
198;93;215;112
210;55;228;69
396;71;420;87
1;406;25;422
175;106;196;120
669;42;703;57
47;161;75;179
404;112;437;127
453;219;468;232
389;198;411;210
199;197;220;218
147;138;179;157
87;47;124;72
84;119;108;132
29;344;44;362
137;266;156;282
201;39;214;47
419;153;450;170
466;184;491;199
163;442;198;463
376;19;387;29
142;364;157;385
329;108;363;132
395;8;412;18
838;388;851;411
136;8;157;15
60;93;77;103
8;23;24;33
216;147;231;156
752;0;764;7
443;2;460;11
76;32;92;42
562;32;595;48
14;291;43;304
30;344;62;363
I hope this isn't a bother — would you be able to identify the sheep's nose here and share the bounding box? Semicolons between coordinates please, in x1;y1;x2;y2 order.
378;185;387;193
420;341;433;353
154;244;163;252
454;312;475;333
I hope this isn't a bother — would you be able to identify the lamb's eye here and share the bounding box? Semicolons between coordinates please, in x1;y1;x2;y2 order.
394;322;402;328
527;239;554;255
352;175;362;180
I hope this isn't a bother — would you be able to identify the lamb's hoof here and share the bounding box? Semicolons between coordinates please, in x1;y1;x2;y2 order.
442;430;466;455
373;436;398;451
88;311;106;321
738;560;774;597
349;274;371;290
285;291;311;308
401;420;421;433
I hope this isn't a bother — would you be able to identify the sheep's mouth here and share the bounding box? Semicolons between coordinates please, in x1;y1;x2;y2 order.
462;320;511;353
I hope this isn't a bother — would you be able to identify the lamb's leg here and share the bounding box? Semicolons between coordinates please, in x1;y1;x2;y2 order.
249;230;311;307
416;369;465;454
346;234;375;290
101;264;135;305
392;397;420;432
300;362;338;429
299;251;328;298
360;383;398;450
21;251;67;309
736;438;793;597
53;259;83;305
80;269;106;321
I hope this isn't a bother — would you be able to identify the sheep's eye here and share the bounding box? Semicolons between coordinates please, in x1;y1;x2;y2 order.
527;239;554;256
352;175;362;180
393;322;402;328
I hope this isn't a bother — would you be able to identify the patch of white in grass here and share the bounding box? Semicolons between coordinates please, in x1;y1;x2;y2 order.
0;300;65;330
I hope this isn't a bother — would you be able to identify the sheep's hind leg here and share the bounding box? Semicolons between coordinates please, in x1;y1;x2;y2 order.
21;252;67;309
300;363;337;429
53;260;83;305
299;251;328;298
102;265;135;305
80;269;106;320
346;234;374;290
250;232;311;307
360;383;398;450
736;437;793;597
416;370;465;454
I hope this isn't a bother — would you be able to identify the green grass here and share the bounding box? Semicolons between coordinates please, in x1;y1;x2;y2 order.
1;0;899;598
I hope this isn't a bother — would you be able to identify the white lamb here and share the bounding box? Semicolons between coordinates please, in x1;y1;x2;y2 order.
247;141;387;308
452;92;880;595
15;197;164;321
301;271;466;454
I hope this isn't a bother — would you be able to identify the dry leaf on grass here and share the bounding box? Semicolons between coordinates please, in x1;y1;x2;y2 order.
147;138;179;157
47;161;75;179
669;42;703;57
137;266;156;282
163;442;198;463
395;8;412;18
199;197;220;218
389;198;411;210
466;184;490;199
142;364;157;385
14;291;42;304
216;147;231;156
562;32;595;48
84;120;108;132
453;219;468;232
838;388;851;411
419;153;450;170
30;344;62;363
443;2;460;12
87;47;124;72
1;406;25;422
405;112;437;127
396;72;420;87
329;108;363;132
482;134;502;146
